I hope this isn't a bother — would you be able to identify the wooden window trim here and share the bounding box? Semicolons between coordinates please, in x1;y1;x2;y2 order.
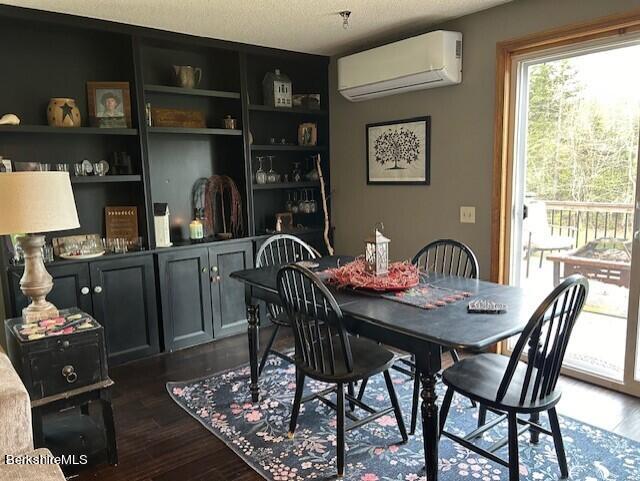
491;8;640;284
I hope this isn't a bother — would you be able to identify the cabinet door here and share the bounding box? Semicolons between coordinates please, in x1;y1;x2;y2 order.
209;241;253;339
89;255;160;366
157;248;213;351
8;263;93;317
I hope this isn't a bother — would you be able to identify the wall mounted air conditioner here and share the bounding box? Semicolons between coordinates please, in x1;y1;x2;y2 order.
337;30;462;102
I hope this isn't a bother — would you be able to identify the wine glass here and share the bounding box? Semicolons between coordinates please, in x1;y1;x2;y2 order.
285;191;293;212
266;156;279;183
309;189;317;213
255;156;267;185
291;191;299;213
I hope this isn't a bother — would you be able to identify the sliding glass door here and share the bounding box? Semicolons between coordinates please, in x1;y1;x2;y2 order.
507;35;640;395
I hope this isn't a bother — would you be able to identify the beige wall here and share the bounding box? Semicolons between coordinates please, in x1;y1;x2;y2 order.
329;0;640;279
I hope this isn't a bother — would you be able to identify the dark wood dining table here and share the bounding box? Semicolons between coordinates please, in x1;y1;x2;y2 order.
230;256;538;481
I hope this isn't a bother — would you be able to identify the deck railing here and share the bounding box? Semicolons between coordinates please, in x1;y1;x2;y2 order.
544;200;634;248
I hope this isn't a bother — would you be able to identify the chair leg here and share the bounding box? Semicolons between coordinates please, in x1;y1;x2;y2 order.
383;370;408;443
356;377;368;401
539;250;544;268
347;382;355;412
450;350;476;408
439;387;454;437
508;413;520;481
336;383;345;478
549;408;569;479
477;404;487;429
288;369;305;438
409;374;420;435
258;324;281;376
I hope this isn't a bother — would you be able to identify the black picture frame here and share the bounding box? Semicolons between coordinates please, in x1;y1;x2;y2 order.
366;116;431;185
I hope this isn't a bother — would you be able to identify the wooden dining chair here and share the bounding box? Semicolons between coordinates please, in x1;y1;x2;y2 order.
406;239;479;433
439;274;589;481
256;234;318;375
277;264;408;478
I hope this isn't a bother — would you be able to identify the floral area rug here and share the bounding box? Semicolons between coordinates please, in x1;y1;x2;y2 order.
168;354;640;481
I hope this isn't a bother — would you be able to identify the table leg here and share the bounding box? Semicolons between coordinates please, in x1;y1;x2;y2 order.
32;406;44;448
247;298;260;403
100;388;118;466
421;371;440;481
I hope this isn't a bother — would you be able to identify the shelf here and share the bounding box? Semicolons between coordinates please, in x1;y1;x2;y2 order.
248;105;327;116
71;175;142;184
253;181;320;190
250;144;327;152
144;84;241;99
0;125;139;135
147;127;242;136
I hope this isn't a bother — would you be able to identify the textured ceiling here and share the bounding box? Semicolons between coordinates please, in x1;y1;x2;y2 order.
1;0;511;55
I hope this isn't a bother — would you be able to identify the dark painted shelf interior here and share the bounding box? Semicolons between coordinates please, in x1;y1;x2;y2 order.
147;127;242;136
248;104;327;116
253;181;320;190
250;144;327;151
0;126;138;135
71;175;142;183
144;84;240;99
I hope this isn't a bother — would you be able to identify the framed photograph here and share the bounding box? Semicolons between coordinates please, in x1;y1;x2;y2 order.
366;116;430;185
87;81;132;128
298;122;317;146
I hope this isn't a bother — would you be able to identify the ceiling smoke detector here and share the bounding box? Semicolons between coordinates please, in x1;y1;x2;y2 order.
339;10;351;30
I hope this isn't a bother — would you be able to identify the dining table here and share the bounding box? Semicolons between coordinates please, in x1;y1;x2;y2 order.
230;255;539;481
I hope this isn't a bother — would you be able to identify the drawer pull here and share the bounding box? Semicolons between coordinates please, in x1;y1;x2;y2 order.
94;286;103;294
211;266;218;273
81;287;90;295
62;365;78;384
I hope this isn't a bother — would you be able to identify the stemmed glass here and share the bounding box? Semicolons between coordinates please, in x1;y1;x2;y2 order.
285;191;293;212
266;156;279;183
309;190;317;213
255;156;267;185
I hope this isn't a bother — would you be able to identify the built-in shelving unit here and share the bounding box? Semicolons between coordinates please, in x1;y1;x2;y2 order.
144;84;240;99
252;181;320;190
250;144;327;152
0;126;138;135
71;175;142;184
248;104;327;116
147;127;242;136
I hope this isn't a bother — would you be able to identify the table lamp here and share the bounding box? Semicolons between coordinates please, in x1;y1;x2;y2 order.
0;172;79;322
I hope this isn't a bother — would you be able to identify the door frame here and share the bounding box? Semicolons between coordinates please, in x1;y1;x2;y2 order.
491;8;640;284
491;8;640;395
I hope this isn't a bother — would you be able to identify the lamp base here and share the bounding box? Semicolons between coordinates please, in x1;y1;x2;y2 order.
17;234;59;323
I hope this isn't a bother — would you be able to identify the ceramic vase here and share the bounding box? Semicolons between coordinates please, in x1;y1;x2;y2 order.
47;98;81;127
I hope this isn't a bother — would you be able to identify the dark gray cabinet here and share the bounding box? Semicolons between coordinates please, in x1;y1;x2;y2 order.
157;248;213;351
209;241;253;339
8;255;159;366
157;240;253;351
8;263;93;317
89;255;160;366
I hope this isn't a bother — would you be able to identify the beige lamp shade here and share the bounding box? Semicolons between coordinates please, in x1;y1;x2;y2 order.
0;172;80;235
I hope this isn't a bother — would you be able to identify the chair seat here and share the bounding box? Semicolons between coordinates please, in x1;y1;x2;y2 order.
442;353;561;413
298;335;396;383
268;308;291;327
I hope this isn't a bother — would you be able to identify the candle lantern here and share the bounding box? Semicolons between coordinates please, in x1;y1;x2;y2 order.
262;69;292;108
364;223;390;276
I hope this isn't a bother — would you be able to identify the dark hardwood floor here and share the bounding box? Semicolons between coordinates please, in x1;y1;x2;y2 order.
73;328;640;480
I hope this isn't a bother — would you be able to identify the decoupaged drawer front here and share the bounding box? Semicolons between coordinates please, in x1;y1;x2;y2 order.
29;338;104;399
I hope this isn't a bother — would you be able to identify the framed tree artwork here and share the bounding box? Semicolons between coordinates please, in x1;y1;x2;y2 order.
366;116;430;185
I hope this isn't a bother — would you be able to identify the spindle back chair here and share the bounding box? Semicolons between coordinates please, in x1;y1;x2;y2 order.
412;238;479;279
255;234;318;374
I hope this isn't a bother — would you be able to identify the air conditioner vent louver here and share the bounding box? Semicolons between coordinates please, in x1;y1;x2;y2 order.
338;30;462;102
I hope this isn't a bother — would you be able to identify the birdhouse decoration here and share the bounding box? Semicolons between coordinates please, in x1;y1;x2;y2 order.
154;203;172;248
262;69;292;108
364;223;390;276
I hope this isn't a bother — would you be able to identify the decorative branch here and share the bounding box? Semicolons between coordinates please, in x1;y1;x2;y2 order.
315;154;334;255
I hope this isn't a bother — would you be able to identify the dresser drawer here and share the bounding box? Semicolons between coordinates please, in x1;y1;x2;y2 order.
29;340;104;399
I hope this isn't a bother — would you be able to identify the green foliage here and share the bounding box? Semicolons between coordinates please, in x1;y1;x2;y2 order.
525;59;639;204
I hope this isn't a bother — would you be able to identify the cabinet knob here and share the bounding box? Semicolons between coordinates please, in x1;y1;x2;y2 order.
211;266;218;273
201;267;207;273
94;286;103;294
80;287;90;295
61;365;78;384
